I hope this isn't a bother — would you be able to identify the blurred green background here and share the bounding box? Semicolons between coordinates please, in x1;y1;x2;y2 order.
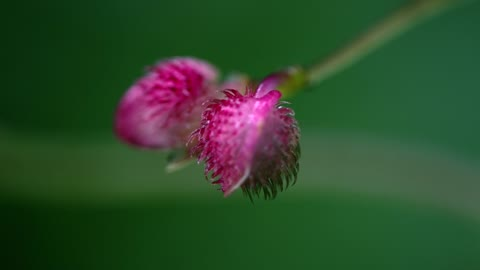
1;0;480;269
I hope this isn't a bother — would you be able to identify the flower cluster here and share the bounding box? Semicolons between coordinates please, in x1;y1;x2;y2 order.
114;57;301;199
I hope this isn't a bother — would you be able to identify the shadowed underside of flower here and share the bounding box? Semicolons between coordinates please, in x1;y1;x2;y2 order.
115;57;218;149
191;88;300;199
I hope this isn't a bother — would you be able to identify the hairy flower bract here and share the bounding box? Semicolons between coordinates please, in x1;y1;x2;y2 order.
115;57;218;149
191;87;300;199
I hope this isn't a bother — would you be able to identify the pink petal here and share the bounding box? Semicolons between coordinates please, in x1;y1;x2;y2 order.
114;57;219;149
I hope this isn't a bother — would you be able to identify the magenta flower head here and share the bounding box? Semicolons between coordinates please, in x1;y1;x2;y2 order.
191;74;300;199
114;57;218;149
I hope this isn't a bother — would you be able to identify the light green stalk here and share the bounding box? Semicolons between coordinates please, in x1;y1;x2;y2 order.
279;0;467;98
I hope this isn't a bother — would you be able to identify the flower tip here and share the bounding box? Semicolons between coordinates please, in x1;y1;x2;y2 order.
221;168;251;197
256;66;307;99
263;89;282;100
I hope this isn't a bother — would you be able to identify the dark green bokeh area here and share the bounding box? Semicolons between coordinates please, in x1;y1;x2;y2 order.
1;0;480;269
5;196;480;269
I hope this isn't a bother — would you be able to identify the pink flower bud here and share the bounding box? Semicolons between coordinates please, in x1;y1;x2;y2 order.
114;57;218;149
191;85;300;199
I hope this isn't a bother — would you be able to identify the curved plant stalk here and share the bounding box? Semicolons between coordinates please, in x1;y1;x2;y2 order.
279;0;467;98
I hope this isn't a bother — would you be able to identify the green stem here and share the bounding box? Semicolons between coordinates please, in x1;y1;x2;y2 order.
305;0;462;86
